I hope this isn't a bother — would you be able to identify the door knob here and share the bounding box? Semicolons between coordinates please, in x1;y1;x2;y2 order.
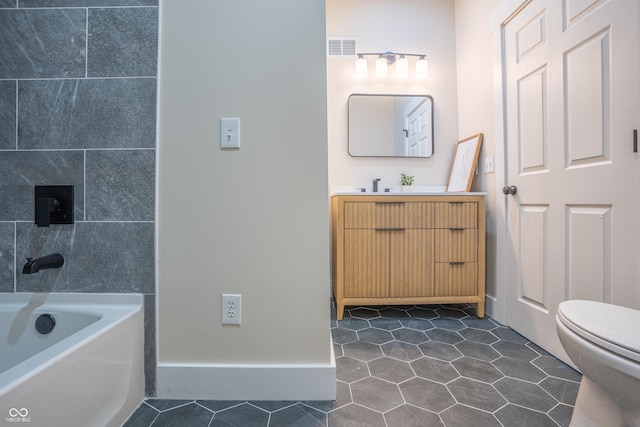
502;185;517;195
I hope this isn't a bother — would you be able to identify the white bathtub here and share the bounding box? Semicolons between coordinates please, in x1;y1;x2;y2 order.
0;293;144;427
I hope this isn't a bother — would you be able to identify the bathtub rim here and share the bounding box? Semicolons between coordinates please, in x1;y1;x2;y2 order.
0;292;143;396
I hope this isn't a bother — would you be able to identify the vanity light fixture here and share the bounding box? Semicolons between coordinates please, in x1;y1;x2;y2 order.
354;52;428;79
355;54;368;78
375;54;388;78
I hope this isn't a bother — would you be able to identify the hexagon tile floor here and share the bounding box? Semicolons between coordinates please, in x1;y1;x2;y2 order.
124;303;582;427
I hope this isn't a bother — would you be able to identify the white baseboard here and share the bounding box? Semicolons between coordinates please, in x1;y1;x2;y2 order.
485;294;498;320
156;345;336;400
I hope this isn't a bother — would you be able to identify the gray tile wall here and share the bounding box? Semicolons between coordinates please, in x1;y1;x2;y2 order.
0;1;158;396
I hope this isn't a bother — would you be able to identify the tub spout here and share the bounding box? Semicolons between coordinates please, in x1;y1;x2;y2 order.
22;253;64;274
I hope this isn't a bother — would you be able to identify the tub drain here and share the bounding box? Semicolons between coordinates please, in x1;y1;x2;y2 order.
35;313;56;335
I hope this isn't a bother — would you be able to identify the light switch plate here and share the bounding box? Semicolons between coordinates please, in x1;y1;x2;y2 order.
484;155;495;173
220;118;240;149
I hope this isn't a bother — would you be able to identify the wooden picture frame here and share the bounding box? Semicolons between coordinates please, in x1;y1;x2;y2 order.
446;133;483;192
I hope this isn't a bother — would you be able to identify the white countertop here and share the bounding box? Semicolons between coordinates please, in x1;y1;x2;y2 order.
331;185;487;196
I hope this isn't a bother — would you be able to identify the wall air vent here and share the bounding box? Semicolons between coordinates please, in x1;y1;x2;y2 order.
327;38;358;58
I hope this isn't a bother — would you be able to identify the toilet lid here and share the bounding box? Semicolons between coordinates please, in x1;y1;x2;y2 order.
558;300;640;362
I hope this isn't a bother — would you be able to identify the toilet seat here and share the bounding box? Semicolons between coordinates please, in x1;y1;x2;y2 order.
557;300;640;364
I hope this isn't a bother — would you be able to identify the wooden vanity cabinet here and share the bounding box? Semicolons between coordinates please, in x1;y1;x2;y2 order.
331;194;485;320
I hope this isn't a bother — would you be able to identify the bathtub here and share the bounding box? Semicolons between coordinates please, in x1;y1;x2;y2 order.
0;293;144;427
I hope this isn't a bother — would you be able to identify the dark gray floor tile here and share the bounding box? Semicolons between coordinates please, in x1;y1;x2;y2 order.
549;403;575;427
492;327;529;344
349;307;379;319
212;403;269;427
357;327;394;344
458;328;499;344
335;356;369;383
152;402;213;427
435;307;467;318
303;381;351;412
122;402;158;426
495;404;559;427
440;404;501;427
460;317;497;330
145;399;192;411
251;401;295;412
351;377;403;412
333;342;343;358
384;404;443;427
399;318;434;330
368;357;414;383
411;356;459;383
527;341;552;357
131;304;581;427
446;377;506;412
268;403;326;427
327;403;386;427
381;340;423;361
197;400;245;412
337;318;369;331
494;377;558;412
451;357;504;383
430;318;466;331
418;341;462;361
540;376;580;405
408;306;439;319
425;328;464;344
399;378;455;412
392;328;428;344
368;318;402;330
379;307;411;318
492;356;547;382
492;340;539;360
533;355;582;381
331;327;358;344
342;341;382;361
455;341;501;361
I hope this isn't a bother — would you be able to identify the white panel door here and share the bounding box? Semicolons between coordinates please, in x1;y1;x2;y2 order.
405;98;432;157
501;0;639;363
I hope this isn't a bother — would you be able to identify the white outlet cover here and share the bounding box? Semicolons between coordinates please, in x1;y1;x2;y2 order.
221;294;241;325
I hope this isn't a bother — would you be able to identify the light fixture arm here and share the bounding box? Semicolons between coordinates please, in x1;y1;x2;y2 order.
356;52;426;64
354;52;429;79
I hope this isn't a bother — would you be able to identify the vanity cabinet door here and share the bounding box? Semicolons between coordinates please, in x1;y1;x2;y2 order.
344;229;389;298
389;229;435;297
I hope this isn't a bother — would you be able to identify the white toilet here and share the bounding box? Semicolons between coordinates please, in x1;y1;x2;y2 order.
556;300;640;427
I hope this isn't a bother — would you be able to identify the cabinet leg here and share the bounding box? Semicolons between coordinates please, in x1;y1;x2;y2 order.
476;302;485;318
336;303;344;321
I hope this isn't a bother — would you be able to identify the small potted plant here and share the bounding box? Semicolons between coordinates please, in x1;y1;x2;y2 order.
401;172;414;192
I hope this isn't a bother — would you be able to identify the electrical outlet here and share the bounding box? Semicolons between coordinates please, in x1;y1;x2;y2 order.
221;294;241;325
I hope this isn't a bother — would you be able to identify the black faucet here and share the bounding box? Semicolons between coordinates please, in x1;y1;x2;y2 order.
373;178;381;193
22;253;64;274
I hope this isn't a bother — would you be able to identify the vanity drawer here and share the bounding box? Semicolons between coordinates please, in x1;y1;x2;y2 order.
434;202;478;229
434;262;478;296
434;229;477;262
344;202;434;229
